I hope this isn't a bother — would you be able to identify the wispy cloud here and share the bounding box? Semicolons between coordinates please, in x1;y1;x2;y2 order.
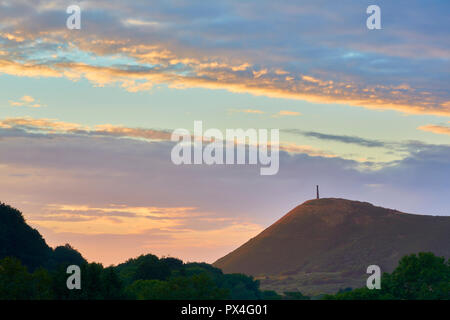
279;143;335;158
272;110;301;117
0;1;448;116
28;203;263;264
228;108;265;115
283;129;385;148
30;204;202;234
122;18;160;28
0;117;83;132
0;117;171;140
8;95;43;108
0;116;337;159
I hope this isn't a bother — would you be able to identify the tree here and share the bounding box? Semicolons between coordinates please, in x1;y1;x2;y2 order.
126;273;230;300
0;257;33;299
0;257;53;300
101;267;126;299
0;203;52;271
49;244;86;270
383;252;449;300
324;252;450;300
221;273;260;299
132;254;171;281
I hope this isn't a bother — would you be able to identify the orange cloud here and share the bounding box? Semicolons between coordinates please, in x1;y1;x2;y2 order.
0;59;62;78
0;32;25;42
94;124;172;140
8;95;43;108
0;2;448;118
279;143;336;158
122;18;160;27
0;116;372;162
252;69;268;78
0;117;171;141
418;123;450;135
273;110;301;117
229;108;265;115
302;75;328;86
0;117;83;132
29;204;200;235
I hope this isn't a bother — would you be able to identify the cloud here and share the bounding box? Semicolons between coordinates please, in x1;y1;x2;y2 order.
0;116;342;160
229;109;301;117
92;124;172;140
252;69;268;79
36;221;263;265
279;143;336;158
1;56;447;116
0;117;84;132
418;123;450;136
8;95;43;108
0;117;171;141
28;204;206;235
0;1;448;116
301;75;328;86
273;110;301;117
122;18;160;28
283;129;386;148
0;122;449;264
228;108;265;115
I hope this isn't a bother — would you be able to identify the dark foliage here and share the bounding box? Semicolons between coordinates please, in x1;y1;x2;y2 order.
323;252;450;300
0;203;52;271
0;203;87;272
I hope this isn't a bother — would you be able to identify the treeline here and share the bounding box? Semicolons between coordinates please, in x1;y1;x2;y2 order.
0;202;85;270
0;254;290;300
2;251;448;300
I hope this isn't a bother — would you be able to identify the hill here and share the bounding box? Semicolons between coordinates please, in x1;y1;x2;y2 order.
213;198;450;295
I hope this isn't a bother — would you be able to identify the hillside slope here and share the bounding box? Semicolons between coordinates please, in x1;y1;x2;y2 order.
213;198;450;295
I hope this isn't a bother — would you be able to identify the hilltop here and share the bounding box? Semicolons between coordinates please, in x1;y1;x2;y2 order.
213;198;450;295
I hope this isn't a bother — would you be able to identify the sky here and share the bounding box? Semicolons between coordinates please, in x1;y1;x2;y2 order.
0;0;449;266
